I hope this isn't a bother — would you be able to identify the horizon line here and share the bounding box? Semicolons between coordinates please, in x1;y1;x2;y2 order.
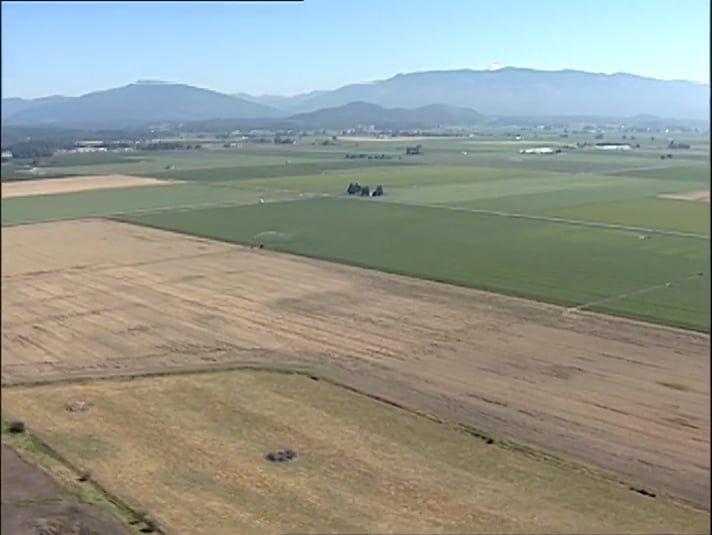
4;65;709;101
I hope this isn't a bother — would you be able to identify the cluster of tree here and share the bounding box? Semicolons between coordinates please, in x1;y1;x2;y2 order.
274;136;295;144
405;145;423;155
108;141;133;149
346;183;384;197
660;153;674;159
344;153;393;160
140;142;185;151
5;140;71;159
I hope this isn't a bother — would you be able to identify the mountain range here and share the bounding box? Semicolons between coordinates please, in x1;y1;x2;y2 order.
2;83;282;128
2;68;709;129
241;68;708;119
278;102;486;130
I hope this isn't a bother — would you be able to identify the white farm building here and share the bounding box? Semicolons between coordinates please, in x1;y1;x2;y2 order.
520;147;557;155
594;143;632;151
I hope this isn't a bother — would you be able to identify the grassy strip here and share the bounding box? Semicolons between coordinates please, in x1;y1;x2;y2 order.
1;416;158;533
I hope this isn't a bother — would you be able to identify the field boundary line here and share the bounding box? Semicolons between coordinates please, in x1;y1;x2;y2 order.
105;217;709;333
357;197;710;240
600;163;704;176
209;185;708;240
564;272;707;316
1;193;322;227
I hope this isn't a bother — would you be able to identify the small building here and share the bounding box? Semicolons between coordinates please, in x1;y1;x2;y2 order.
72;140;107;153
520;147;557;155
72;146;108;153
75;140;105;148
1;150;13;161
594;143;631;151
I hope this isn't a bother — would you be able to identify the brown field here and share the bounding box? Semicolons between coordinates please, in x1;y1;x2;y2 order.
659;189;711;202
0;175;178;199
1;219;709;512
2;370;708;535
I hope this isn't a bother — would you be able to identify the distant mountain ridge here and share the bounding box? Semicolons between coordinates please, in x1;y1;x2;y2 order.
244;67;710;119
3;82;285;127
2;68;709;128
283;102;485;129
158;102;486;133
2;96;74;118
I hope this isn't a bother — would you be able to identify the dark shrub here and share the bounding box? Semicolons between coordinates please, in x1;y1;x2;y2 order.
7;420;25;434
266;449;298;463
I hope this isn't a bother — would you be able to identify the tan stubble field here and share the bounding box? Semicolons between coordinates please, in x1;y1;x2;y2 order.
0;175;179;199
3;370;708;534
1;218;709;511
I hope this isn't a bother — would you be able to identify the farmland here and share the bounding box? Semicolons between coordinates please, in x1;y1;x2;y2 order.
2;370;708;535
0;174;178;198
120;197;708;330
2;133;709;532
3;139;709;330
3;218;709;502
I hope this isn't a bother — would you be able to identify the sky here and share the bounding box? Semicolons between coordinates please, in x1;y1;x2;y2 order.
2;0;710;99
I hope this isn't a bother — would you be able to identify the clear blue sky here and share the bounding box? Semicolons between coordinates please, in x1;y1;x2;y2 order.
2;0;709;99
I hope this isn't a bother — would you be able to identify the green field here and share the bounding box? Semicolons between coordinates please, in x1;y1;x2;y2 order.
118;196;708;330
1;183;301;225
3;138;709;330
545;198;710;234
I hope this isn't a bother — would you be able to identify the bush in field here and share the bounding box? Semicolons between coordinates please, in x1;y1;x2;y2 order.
7;420;25;434
347;182;362;195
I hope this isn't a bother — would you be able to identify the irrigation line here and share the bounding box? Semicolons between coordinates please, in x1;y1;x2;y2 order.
563;272;706;316
352;197;709;240
3;194;323;227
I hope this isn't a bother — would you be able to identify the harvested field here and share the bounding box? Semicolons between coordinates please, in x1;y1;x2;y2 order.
2;370;708;535
0;175;178;199
0;443;127;535
659;189;711;203
1;219;709;511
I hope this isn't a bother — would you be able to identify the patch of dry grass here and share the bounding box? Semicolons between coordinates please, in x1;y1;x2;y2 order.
2;370;707;535
0;175;178;199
